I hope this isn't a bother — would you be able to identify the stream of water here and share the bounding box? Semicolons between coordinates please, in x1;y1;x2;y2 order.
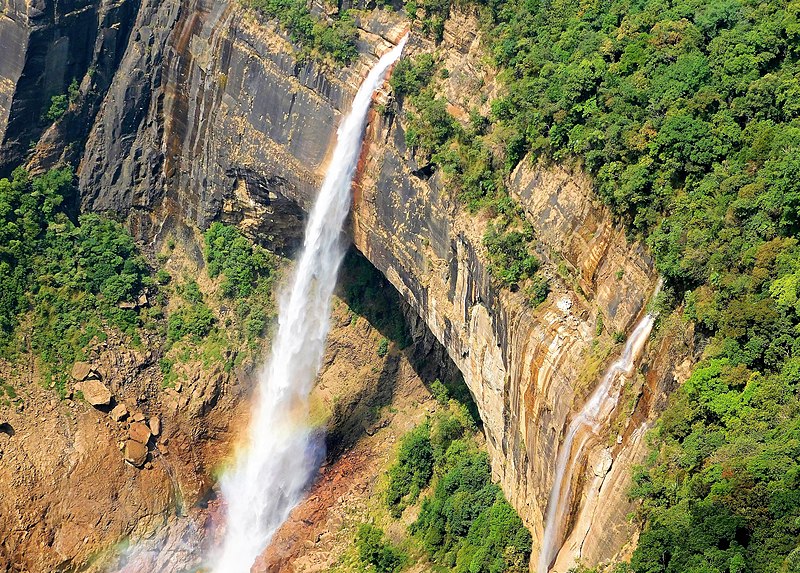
209;35;408;573
536;284;661;573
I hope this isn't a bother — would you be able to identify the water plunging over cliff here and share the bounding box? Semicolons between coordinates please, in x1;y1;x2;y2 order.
209;35;408;573
537;283;661;573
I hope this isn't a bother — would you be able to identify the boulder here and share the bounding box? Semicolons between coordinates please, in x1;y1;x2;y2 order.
124;440;148;467
593;448;614;478
149;416;160;436
129;422;151;444
71;362;93;381
110;403;128;422
76;380;112;407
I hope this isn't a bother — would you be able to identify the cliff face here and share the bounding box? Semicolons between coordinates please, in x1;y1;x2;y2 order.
0;1;693;569
354;113;674;568
0;0;139;174
76;0;395;247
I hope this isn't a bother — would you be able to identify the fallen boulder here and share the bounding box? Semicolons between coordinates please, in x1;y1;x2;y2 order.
149;416;160;437
110;403;128;422
129;422;151;444
124;440;148;467
76;380;112;407
71;362;94;381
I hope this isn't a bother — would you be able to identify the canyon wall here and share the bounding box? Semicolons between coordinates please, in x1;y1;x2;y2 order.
0;0;693;569
0;0;140;174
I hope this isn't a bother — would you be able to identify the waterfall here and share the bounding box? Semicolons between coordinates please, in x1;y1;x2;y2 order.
209;34;409;573
536;283;661;573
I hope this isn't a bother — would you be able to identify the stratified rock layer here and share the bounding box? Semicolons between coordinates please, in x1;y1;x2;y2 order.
0;0;139;173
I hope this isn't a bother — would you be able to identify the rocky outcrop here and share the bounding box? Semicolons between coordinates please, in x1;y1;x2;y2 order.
0;0;140;174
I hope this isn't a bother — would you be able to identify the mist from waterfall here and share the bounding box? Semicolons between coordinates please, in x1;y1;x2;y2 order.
536;283;661;573
209;34;408;573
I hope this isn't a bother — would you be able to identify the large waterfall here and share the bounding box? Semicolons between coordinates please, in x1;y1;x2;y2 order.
210;35;408;573
536;284;661;573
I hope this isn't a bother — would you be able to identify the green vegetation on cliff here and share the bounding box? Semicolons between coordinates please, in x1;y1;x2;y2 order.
0;167;151;394
392;53;550;304
157;223;280;388
392;0;800;569
0;167;280;396
246;0;358;63
204;222;278;343
380;402;531;573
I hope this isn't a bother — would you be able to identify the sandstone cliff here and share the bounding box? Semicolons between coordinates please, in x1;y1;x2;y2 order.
0;1;694;570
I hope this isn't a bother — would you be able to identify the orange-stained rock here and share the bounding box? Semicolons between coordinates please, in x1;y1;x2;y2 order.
123;440;148;467
128;422;151;445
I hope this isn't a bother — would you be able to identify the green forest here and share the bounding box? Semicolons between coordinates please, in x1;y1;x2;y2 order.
358;398;531;573
0;167;151;395
391;0;800;571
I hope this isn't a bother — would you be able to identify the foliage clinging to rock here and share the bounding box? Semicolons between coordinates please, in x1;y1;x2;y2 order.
0;167;152;394
245;0;358;63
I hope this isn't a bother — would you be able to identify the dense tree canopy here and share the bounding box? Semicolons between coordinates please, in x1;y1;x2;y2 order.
393;0;800;569
382;403;531;572
0;167;151;394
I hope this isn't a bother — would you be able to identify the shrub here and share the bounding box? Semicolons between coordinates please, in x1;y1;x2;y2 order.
483;223;540;288
386;422;434;517
525;274;550;307
167;284;215;343
45;94;68;121
356;524;406;573
377;337;389;357
430;379;449;404
390;54;436;99
404;92;458;159
204;222;275;299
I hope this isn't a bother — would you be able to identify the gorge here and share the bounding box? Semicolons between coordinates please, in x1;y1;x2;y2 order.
3;0;799;572
0;5;679;573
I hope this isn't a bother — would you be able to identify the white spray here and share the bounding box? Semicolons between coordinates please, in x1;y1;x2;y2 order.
210;34;409;573
536;283;661;573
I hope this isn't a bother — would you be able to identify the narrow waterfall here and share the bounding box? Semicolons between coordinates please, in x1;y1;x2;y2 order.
536;283;661;573
210;35;409;573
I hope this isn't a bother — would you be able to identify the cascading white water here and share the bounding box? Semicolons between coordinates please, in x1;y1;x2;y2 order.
209;34;409;573
536;283;661;573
